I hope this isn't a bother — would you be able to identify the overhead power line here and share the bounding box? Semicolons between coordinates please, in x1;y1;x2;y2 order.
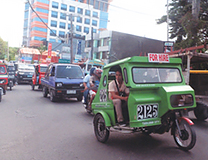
27;0;64;50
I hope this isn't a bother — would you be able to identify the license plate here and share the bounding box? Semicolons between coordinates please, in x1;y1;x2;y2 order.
137;104;158;120
27;75;32;77
9;75;14;78
67;90;76;94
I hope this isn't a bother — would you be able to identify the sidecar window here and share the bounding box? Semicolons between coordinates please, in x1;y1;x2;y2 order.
132;67;182;83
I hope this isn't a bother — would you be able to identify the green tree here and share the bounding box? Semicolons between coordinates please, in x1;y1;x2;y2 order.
157;0;208;50
0;37;8;59
9;47;18;61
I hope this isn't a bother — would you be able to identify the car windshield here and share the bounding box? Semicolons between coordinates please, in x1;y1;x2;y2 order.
40;66;47;73
19;64;34;71
8;66;15;71
132;67;182;83
0;66;6;74
56;65;83;79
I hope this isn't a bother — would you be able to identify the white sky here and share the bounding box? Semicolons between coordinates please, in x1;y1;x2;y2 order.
0;0;168;47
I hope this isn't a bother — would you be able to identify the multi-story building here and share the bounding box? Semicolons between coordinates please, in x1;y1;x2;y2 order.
85;30;165;64
23;0;112;52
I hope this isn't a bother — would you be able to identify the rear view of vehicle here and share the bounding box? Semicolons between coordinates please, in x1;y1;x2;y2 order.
92;54;196;150
7;64;16;90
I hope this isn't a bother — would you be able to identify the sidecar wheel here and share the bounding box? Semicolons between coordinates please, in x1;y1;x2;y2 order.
173;119;196;150
93;114;109;143
194;102;208;121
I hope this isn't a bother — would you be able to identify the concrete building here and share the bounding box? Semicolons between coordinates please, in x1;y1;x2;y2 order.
22;0;112;57
85;30;164;63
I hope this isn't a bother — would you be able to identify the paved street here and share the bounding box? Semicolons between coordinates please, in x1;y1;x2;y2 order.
0;85;208;160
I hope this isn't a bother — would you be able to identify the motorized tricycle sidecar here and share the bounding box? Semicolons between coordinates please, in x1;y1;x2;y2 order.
31;64;48;90
0;63;8;95
92;54;196;151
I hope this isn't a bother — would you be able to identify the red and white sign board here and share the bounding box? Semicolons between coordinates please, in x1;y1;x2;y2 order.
48;43;52;58
148;53;169;63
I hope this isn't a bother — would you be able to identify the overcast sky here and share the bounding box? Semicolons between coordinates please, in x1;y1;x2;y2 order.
0;0;168;47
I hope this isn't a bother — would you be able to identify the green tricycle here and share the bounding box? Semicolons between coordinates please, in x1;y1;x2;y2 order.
91;54;196;150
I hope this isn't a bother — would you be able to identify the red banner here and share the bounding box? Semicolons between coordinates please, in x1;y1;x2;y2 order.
48;43;52;58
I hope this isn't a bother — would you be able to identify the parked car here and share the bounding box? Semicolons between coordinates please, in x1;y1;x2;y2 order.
16;63;35;84
41;63;84;102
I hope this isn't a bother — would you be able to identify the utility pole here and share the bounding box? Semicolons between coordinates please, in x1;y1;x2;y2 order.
192;0;200;20
70;14;73;64
167;0;169;41
90;27;93;60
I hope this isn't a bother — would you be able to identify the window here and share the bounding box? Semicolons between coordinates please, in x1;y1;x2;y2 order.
78;0;84;2
68;16;74;21
52;1;58;9
90;0;94;5
84;27;89;33
76;25;81;32
85;10;90;16
93;11;98;18
77;8;83;14
32;27;47;32
92;20;97;26
61;4;67;11
49;38;56;42
68;24;71;30
35;8;49;14
95;1;99;9
51;20;57;27
33;17;48;23
93;28;97;33
59;31;65;38
50;30;56;36
99;2;104;10
69;6;75;12
77;17;82;23
56;66;83;79
51;11;58;18
60;13;66;20
84;18;90;24
59;22;66;29
132;68;182;84
34;0;49;4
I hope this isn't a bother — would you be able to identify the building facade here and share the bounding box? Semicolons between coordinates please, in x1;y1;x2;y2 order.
23;0;112;48
85;30;165;64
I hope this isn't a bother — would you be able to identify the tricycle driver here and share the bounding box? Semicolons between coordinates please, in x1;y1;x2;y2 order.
108;68;129;126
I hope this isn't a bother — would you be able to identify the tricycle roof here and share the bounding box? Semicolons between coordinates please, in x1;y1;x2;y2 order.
104;55;182;70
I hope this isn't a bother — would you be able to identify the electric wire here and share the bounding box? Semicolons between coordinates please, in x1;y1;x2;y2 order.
27;0;73;51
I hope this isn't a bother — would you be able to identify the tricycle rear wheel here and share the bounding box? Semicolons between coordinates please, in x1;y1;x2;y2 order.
94;114;109;143
173;119;196;150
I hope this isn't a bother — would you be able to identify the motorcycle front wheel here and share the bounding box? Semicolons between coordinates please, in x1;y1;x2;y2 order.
173;119;196;150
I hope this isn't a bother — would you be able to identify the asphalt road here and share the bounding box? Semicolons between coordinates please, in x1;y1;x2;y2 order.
0;85;208;160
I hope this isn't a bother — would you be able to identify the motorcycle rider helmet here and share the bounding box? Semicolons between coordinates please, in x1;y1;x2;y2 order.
94;68;103;78
90;67;96;76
